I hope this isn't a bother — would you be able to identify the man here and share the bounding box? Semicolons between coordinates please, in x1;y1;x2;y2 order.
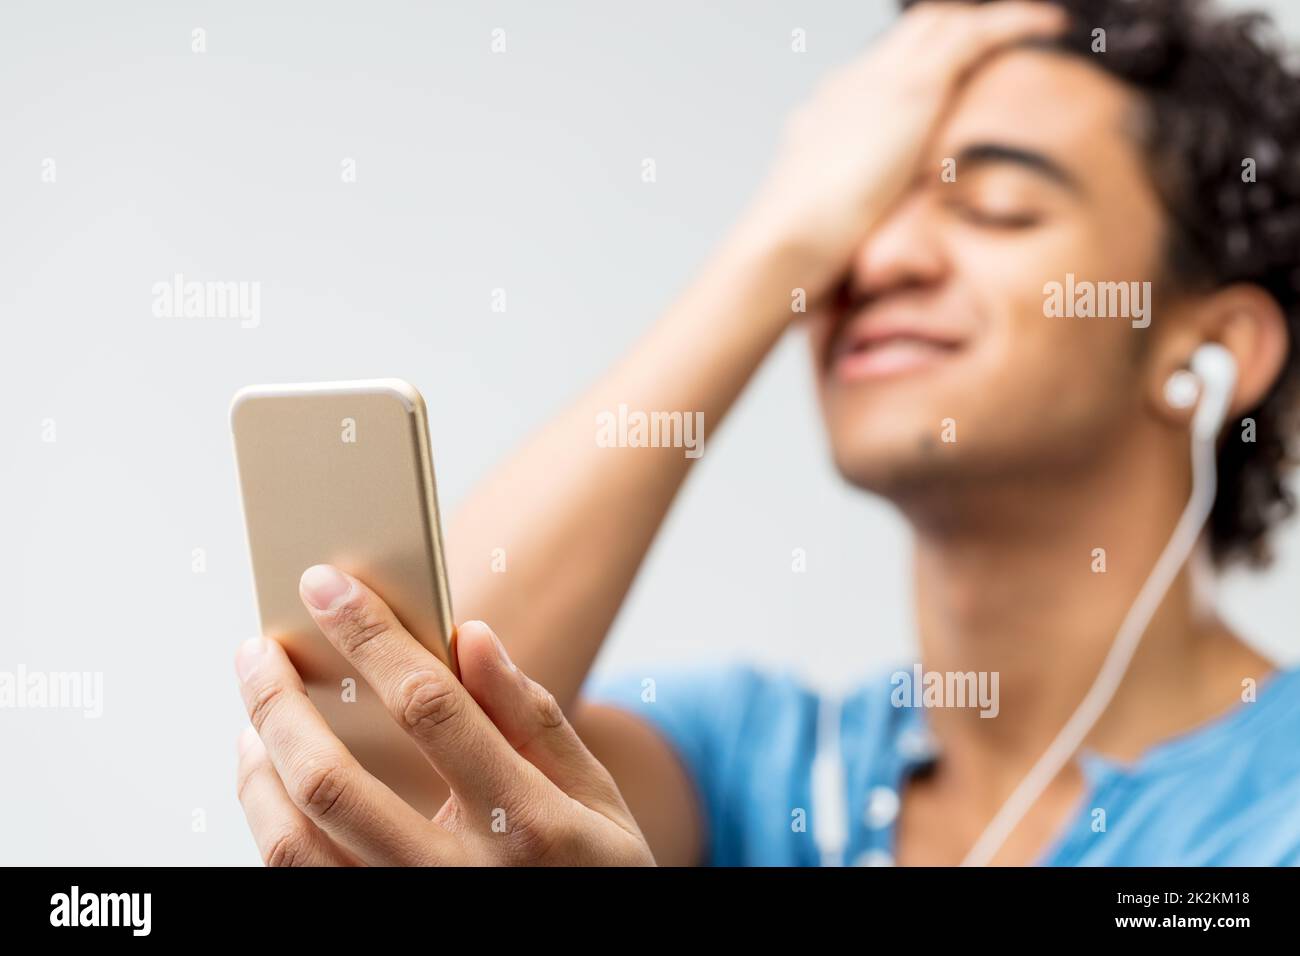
233;0;1300;866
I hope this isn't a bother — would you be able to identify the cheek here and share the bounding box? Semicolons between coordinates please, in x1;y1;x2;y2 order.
958;222;1090;306
968;305;1144;465
954;226;1136;420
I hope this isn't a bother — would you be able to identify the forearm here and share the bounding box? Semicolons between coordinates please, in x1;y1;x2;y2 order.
447;230;803;709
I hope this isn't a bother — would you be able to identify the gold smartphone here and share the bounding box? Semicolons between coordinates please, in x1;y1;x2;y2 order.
230;379;455;815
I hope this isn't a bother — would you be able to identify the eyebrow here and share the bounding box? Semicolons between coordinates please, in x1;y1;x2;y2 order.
953;143;1085;195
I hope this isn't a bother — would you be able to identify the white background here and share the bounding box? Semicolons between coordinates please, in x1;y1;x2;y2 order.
2;0;1297;864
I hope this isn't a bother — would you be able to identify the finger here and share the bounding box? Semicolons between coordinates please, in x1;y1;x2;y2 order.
235;635;465;865
876;2;1065;72
455;620;628;818
940;2;1070;72
235;727;357;866
298;565;544;817
888;1;1063;44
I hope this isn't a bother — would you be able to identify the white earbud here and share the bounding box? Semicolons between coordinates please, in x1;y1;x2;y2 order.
1187;342;1238;441
1164;344;1237;440
1163;369;1201;410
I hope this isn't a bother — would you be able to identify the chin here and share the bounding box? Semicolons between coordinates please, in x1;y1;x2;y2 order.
824;420;959;498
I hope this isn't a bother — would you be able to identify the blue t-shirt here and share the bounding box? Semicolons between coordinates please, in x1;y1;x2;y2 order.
580;662;1300;866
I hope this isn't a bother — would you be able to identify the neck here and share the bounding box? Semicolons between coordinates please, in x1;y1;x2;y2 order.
898;427;1268;802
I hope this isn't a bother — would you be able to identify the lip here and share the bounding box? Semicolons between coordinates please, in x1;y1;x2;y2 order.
828;313;968;384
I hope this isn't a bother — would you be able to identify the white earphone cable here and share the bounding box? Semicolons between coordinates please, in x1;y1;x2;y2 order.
959;354;1230;867
812;694;849;866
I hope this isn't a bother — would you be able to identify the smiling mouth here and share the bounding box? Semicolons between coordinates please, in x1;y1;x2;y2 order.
830;331;966;383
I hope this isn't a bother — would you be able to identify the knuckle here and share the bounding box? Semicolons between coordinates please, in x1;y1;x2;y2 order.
397;670;462;733
501;800;560;862
293;759;352;823
234;750;264;805
263;824;314;868
245;680;287;734
514;811;586;865
330;601;391;656
544;818;588;861
529;682;566;732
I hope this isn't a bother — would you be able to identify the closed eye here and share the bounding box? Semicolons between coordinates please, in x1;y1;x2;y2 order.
944;199;1042;230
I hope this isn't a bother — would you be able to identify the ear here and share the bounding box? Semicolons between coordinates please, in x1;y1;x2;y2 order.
1146;283;1290;427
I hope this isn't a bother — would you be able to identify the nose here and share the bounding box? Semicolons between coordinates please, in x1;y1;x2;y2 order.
846;193;949;302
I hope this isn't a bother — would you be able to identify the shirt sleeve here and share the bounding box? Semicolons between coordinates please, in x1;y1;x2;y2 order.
578;662;766;865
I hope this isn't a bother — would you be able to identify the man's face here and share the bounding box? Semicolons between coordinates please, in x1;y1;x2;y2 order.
811;48;1172;501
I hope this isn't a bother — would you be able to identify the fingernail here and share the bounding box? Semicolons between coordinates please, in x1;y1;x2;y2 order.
301;564;352;610
236;638;268;682
237;726;258;756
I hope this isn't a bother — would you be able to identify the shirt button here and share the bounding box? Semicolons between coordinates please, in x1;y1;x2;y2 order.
864;786;900;829
898;726;937;762
853;849;895;866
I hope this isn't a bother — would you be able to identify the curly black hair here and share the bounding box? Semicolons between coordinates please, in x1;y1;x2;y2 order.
901;0;1300;566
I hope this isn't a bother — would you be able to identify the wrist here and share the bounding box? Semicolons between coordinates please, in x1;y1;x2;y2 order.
722;198;846;307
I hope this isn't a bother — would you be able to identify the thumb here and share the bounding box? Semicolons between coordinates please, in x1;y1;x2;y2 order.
455;620;626;816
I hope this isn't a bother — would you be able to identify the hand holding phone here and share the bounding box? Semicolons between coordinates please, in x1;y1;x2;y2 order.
231;379;456;813
233;579;653;866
